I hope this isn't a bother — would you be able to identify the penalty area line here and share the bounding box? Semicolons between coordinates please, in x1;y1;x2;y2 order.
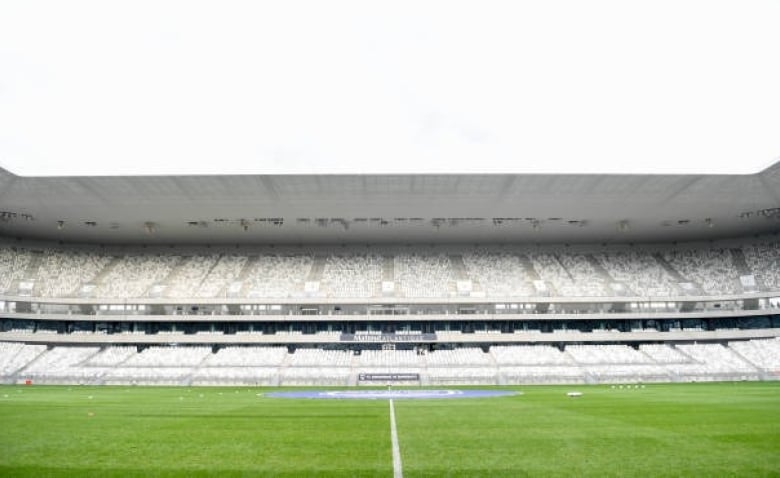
389;399;403;478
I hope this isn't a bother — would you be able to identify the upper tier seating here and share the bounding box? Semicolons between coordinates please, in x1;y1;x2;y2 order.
662;248;742;295
195;255;248;298
743;242;780;292
322;254;382;298
594;251;679;296
0;247;32;293
395;253;453;298
244;254;312;298
462;252;536;297
164;255;219;298
93;255;180;298
36;249;112;297
1;241;778;299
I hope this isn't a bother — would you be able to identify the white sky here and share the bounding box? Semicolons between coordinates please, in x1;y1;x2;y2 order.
0;0;779;176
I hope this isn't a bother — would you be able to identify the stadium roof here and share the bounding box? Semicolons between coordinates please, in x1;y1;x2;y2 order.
1;1;779;176
1;163;778;244
1;2;779;244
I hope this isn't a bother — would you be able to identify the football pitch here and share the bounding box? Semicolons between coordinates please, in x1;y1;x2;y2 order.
1;382;778;477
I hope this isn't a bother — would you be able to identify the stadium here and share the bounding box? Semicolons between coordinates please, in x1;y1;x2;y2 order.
1;1;780;476
1;166;780;387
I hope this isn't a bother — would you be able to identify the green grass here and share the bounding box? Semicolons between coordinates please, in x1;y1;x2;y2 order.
1;383;779;477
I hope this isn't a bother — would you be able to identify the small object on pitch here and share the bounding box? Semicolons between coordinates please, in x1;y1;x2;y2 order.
87;395;93;399
567;391;583;397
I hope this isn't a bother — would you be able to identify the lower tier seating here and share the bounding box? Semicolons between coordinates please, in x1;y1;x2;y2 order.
1;339;777;385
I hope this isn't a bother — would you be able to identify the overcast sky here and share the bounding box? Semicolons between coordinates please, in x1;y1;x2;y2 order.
0;0;778;176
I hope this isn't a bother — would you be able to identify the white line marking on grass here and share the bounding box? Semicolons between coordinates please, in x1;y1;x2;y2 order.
389;399;403;478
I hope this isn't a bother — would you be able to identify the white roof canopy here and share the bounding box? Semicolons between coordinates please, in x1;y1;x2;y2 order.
1;164;778;244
